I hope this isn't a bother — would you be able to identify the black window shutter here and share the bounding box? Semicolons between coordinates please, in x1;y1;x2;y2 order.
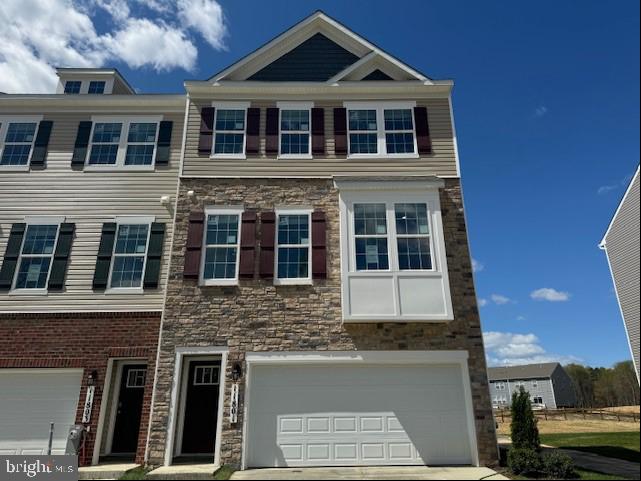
72;121;93;167
414;106;432;154
48;223;75;290
93;222;117;289
143;223;165;289
265;108;279;155
198;107;215;154
311;108;325;155
0;223;26;291
30;121;53;168
155;121;173;166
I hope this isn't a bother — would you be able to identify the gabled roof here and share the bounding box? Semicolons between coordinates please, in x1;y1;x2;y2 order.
600;165;640;248
487;363;560;381
209;10;431;84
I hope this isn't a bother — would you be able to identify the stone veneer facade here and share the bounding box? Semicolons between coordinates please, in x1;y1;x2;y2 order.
146;177;498;467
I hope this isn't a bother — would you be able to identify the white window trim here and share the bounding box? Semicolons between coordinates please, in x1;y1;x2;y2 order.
343;101;418;159
85;115;162;171
277;101;313;160
0;115;43;171
274;207;313;286
200;206;244;286
10;215;65;295
59;78;115;95
210;102;250;160
336;179;453;322
105;215;154;294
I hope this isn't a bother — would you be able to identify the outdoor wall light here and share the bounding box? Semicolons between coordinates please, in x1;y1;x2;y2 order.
87;370;98;386
231;362;243;382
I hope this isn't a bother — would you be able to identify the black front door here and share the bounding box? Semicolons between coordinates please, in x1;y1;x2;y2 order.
111;364;147;454
181;360;221;455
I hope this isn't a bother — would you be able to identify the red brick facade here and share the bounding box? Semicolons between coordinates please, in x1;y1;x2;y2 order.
0;311;160;465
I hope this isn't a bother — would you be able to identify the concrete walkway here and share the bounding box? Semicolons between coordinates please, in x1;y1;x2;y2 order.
541;446;641;480
230;466;508;480
78;462;139;480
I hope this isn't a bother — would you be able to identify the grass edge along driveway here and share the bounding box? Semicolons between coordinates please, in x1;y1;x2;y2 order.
540;431;640;464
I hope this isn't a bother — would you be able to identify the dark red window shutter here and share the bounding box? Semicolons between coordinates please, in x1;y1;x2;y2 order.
239;211;257;278
414;106;432;154
246;108;260;155
311;210;327;279
259;211;276;278
333;108;347;155
184;211;205;278
198;107;215;154
265;108;279;155
311;108;325;155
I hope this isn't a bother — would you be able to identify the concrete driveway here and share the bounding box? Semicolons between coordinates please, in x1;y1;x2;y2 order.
231;466;508;480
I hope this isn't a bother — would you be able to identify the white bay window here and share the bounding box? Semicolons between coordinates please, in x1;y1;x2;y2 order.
336;178;452;322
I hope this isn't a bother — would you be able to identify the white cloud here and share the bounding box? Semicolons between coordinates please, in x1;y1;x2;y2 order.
484;331;581;366
534;106;548;118
178;0;227;50
516;315;526;321
530;287;570;302
478;298;488;307
472;258;484;273
491;294;511;305
0;0;227;93
598;173;636;195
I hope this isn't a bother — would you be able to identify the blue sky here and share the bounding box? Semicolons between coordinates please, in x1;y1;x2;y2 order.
1;1;638;367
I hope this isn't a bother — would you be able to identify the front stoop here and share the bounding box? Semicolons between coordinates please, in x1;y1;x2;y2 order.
145;463;218;480
78;463;140;480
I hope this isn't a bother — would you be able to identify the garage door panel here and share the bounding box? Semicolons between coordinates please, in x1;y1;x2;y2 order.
247;363;473;467
0;370;82;456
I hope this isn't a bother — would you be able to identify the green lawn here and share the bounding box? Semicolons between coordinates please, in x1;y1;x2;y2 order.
118;466;150;480
541;432;640;464
573;468;627;480
213;465;236;480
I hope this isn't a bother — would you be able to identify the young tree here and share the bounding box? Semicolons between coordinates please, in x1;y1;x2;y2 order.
511;386;541;450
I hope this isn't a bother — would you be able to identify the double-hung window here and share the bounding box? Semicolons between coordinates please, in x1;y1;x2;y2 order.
212;103;248;158
352;202;433;272
87;116;160;169
108;219;152;290
201;208;242;285
345;102;417;158
0;117;41;168
13;218;62;291
88;81;106;94
278;102;312;158
275;209;312;284
64;81;81;94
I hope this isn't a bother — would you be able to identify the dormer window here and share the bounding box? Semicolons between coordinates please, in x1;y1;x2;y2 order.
64;81;81;94
88;81;106;94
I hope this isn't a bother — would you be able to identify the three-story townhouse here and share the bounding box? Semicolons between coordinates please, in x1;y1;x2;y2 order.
0;69;184;466
146;12;498;470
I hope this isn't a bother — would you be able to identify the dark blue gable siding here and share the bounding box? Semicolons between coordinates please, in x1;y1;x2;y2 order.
248;33;359;81
362;69;393;80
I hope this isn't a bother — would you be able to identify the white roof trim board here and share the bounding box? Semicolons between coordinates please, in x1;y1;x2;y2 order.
600;165;640;248
210;11;430;84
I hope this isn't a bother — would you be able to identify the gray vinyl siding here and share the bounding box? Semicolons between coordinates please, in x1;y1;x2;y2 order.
489;378;557;409
604;172;640;378
550;365;577;408
182;98;458;178
0;108;183;312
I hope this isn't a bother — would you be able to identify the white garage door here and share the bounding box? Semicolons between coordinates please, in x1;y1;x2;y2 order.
0;369;83;455
246;363;474;467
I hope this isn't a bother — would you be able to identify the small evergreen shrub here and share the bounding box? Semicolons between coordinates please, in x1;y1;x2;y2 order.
542;451;575;479
508;447;542;475
510;386;541;450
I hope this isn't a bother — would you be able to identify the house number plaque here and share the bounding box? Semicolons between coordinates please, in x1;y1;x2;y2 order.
82;386;95;423
229;383;239;424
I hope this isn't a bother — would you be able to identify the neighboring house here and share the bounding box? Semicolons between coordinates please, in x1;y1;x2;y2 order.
145;11;497;470
0;68;184;465
488;363;577;409
600;166;640;382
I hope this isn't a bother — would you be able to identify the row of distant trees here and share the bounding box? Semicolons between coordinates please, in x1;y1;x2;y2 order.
565;360;639;408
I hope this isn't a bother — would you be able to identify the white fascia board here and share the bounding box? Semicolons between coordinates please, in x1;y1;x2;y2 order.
0;95;186;111
245;350;469;365
599;165;640;248
333;176;444;192
327;51;378;83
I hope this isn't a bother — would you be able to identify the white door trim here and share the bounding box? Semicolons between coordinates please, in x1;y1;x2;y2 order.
164;347;229;467
241;350;479;469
